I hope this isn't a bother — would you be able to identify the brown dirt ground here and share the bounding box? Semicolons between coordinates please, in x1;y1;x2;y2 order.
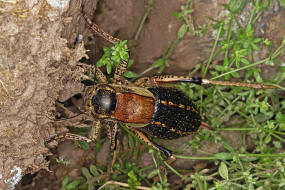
0;0;283;189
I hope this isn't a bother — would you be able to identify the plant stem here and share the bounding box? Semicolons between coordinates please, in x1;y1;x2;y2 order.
134;0;155;41
164;161;184;179
202;23;223;78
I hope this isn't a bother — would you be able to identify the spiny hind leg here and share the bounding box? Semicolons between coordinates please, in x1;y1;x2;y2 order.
126;125;175;161
135;75;276;89
135;75;202;88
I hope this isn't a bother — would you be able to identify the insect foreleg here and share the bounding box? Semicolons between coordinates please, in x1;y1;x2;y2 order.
95;67;108;83
81;6;121;45
45;133;92;149
81;6;129;85
89;120;102;141
114;60;128;84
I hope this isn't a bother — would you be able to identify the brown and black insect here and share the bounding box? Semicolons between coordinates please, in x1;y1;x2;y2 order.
46;7;276;162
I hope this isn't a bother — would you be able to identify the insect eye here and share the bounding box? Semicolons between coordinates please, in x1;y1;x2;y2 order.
91;89;116;114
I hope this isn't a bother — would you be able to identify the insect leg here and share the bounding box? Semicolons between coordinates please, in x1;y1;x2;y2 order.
135;75;276;89
104;121;119;150
45;133;92;148
95;67;108;83
81;6;121;45
89;120;102;141
113;60;128;85
135;75;202;87
104;121;119;167
126;126;174;160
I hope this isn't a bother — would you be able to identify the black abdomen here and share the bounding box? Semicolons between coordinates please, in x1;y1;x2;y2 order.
141;87;201;139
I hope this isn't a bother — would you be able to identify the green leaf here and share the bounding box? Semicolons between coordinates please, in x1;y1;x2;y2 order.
121;40;128;46
103;46;110;53
241;58;250;65
107;63;112;74
219;162;229;180
276;112;285;123
127;59;134;68
120;50;129;61
214;65;227;72
78;141;90;150
65;180;81;190
96;59;105;67
177;24;188;39
111;55;121;63
231;71;240;78
88;184;93;190
89;165;99;177
152;58;164;68
147;169;159;179
81;167;92;180
62;176;69;188
158;63;166;74
124;71;138;78
264;135;272;144
128;170;141;190
221;141;235;152
214;152;233;160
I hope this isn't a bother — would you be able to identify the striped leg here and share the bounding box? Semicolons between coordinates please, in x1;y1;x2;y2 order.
89;120;102;141
81;7;128;85
114;61;128;85
126;125;174;160
135;75;276;89
104;121;120;167
45;133;92;148
95;67;108;83
104;121;119;150
81;6;120;44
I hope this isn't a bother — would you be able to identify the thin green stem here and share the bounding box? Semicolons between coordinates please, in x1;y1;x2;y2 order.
151;152;163;184
175;155;216;160
202;23;223;78
271;133;285;143
224;15;234;66
165;38;180;59
211;58;267;80
238;153;285;158
176;153;285;161
134;65;154;79
272;130;285;136
164;161;184;179
217;128;254;131
134;0;155;41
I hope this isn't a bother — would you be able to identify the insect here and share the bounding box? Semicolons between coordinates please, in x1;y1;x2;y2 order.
46;6;276;163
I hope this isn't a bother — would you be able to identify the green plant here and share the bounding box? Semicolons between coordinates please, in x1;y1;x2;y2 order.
62;1;284;189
